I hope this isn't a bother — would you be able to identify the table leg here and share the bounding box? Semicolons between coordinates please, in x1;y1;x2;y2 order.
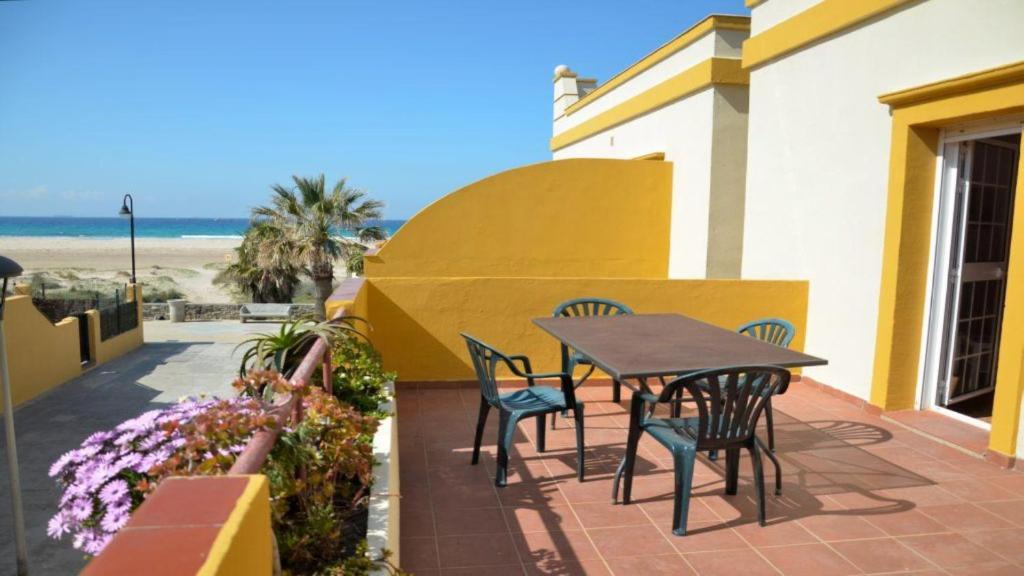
618;393;645;505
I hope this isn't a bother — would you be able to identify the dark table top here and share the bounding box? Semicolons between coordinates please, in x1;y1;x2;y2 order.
533;313;827;380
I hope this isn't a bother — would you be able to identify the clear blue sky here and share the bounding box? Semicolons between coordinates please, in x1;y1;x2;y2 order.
0;0;746;219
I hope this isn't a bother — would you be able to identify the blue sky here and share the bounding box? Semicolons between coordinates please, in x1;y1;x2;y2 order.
0;0;746;219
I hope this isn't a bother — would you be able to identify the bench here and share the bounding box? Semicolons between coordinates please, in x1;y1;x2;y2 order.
239;303;294;323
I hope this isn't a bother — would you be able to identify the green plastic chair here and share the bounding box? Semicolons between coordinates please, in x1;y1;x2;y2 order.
615;366;791;535
462;333;586;487
552;298;634;421
737;318;794;453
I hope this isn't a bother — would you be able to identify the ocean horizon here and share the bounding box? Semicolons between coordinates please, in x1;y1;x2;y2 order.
0;216;406;239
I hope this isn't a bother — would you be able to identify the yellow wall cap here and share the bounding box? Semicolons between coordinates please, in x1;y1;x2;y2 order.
879;61;1024;108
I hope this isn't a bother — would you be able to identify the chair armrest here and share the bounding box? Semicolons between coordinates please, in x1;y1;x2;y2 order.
520;371;567;381
507;354;533;374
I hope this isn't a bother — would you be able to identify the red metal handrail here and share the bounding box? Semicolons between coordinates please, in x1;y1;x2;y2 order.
228;319;336;475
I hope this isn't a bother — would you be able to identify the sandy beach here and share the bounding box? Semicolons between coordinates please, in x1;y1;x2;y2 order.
0;236;242;302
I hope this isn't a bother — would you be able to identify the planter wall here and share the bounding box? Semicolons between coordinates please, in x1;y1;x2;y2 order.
367;381;400;573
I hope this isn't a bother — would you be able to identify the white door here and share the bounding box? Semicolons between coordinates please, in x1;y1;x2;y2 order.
923;130;1020;421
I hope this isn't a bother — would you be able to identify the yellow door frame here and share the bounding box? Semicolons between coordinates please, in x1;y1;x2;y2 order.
870;61;1024;460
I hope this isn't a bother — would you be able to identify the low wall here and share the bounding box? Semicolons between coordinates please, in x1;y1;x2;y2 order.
3;284;146;408
1;295;82;409
87;284;144;366
367;381;399;573
143;303;316;321
82;475;273;575
352;277;810;381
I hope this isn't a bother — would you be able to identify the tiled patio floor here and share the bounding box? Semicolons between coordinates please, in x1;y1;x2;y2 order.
397;380;1024;576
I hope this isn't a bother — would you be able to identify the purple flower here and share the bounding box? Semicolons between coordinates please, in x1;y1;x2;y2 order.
49;451;77;478
47;395;262;556
84;430;116;446
69;499;93;522
100;506;129;533
47;512;70;539
98;480;129;506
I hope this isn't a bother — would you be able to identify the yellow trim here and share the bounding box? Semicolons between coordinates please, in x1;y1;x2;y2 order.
879;61;1024;108
198;476;273;576
745;0;767;7
869;61;1024;458
633;151;666;161
564;15;749;116
742;0;914;69
551;58;748;151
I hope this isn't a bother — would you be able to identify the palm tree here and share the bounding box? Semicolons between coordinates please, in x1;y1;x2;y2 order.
342;226;389;277
253;174;383;318
216;220;301;303
355;225;388;244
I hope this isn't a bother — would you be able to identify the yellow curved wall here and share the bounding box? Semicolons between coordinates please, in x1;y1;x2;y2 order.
359;277;808;381
2;295;83;409
365;159;673;278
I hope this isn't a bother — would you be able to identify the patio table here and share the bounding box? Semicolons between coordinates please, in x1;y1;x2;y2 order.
533;313;827;499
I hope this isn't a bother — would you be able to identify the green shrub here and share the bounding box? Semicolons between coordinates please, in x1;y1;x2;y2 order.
330;336;395;418
141;287;186;303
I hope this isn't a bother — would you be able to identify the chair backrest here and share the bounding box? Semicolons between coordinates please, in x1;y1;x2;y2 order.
461;333;511;406
657;366;791;449
738;318;795;348
553;297;633;318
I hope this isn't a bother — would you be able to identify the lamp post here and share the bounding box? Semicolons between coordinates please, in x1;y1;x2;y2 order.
118;194;136;283
0;254;29;575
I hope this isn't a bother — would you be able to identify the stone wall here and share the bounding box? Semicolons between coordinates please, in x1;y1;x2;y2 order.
143;303;316;321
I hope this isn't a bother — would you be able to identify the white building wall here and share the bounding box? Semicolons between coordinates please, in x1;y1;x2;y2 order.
743;0;1024;400
749;0;821;34
553;24;749;279
554;90;717;278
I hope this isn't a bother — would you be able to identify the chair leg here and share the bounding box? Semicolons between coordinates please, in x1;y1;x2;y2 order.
748;440;767;526
573;402;585;482
495;410;515;487
536;413;546;453
765;397;776;452
671;449;697;536
671;387;682;418
756;436;782;495
708;449;718;461
472;396;490;465
612;379;621;403
725;448;741;495
619;394;644;504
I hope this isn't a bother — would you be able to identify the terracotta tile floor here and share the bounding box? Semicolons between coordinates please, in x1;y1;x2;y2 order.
397;381;1024;575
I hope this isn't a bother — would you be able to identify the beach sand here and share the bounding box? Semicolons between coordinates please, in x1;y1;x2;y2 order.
0;236;242;302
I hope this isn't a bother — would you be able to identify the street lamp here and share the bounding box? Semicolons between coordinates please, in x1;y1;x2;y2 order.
118;194;136;283
0;254;29;575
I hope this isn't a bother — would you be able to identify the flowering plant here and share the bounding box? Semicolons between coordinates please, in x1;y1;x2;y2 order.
46;396;271;554
48;366;389;574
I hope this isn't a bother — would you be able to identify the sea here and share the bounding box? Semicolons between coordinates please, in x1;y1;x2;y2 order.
0;216;406;239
